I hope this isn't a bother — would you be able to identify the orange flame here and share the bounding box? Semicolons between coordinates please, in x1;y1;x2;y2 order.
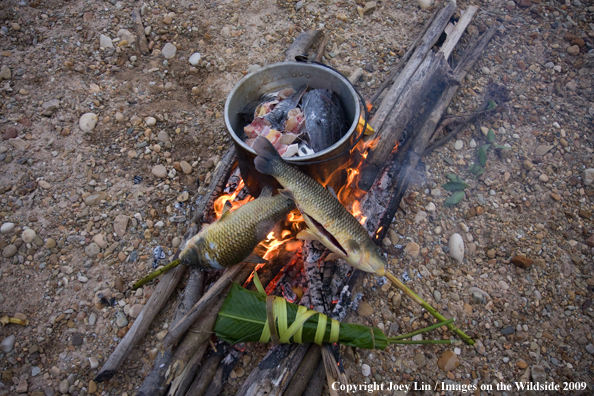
213;179;253;218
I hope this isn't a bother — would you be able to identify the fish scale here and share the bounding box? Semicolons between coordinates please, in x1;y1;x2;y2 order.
180;194;295;270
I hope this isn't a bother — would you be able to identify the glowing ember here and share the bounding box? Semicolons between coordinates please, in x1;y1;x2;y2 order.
213;179;253;218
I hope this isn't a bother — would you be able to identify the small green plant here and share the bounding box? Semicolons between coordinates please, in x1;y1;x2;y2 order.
442;173;467;206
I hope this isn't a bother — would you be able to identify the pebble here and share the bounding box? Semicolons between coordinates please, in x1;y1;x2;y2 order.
0;65;11;81
425;202;436;212
113;215;129;237
454;140;464;150
189;52;201;66
586;344;594;355
357;301;374;317
414;353;426;367
115;311;128;328
16;378;27;393
89;357;99;369
32;366;41;376
448;233;464;263
0;335;15;353
145;116;156;126
88;313;97;326
2;244;18;258
531;365;546;383
129;304;144;318
162;43;177;59
567;45;580;55
100;34;114;48
414;210;427;223
152;164;167;178
22;228;36;243
0;292;4;304
417;0;432;9
361;363;371;376
59;379;70;394
511;256;533;269
1;222;15;233
501;326;515;335
157;130;170;143
469;139;477;148
437;350;459;371
433;290;441;303
85;243;100;258
405;241;420;258
180;160;192;174
583;169;594;185
79;113;98;132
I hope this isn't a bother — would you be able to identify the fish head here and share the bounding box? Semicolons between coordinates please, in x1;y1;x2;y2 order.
356;239;387;276
179;236;204;268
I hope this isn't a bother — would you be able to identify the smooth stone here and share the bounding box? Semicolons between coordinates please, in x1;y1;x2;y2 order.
99;34;113;48
16;378;27;393
448;233;464;263
433;290;441;303
361;363;371;376
0;335;15;353
79;113;98;132
88;313;97;326
129;304;144;318
454;140;464;150
115;311;128;328
0;222;15;233
583;169;594;185
531;365;546;383
145;116;156;126
405;242;420;258
501;326;515;335
0;65;11;81
534;145;553;157
116;28;135;43
31;366;41;376
437;350;459;372
162;43;177;59
357;301;374;317
21;229;36;244
586;344;594;355
2;244;17;258
89;357;99;369
113;215;130;237
157;130;170;143
189;52;201;66
152;165;167;178
425;202;436;211
59;379;70;394
180;160;192;174
85;243;100;258
414;210;427;223
511;256;533;269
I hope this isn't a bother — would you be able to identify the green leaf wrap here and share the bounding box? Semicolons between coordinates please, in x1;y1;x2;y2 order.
214;283;389;350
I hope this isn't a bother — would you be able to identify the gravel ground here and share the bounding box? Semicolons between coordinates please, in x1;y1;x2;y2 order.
0;0;593;395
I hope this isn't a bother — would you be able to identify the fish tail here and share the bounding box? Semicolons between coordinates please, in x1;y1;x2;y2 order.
253;136;281;176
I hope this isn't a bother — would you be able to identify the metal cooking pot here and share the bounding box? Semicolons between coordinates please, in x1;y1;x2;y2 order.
224;62;361;196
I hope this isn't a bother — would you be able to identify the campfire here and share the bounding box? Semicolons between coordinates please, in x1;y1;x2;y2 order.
95;3;500;395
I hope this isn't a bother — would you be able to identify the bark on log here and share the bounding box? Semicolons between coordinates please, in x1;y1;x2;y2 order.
300;359;326;396
439;6;478;60
284;30;321;62
236;343;310;396
202;350;241;395
358;51;452;191
282;344;322;396
168;341;209;396
185;346;226;396
131;8;149;55
374;25;498;241
368;0;445;105
367;1;456;136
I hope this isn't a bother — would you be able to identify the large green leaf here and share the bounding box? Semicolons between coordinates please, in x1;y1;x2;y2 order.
444;191;465;206
442;182;468;191
487;129;495;143
478;144;490;166
214;283;389;349
446;173;464;183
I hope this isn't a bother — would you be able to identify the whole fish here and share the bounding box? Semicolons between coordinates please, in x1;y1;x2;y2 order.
252;136;387;276
301;89;348;152
180;190;295;270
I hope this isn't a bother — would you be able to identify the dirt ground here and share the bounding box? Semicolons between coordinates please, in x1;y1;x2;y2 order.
0;0;593;395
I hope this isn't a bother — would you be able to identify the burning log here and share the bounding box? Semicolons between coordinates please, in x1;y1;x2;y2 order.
358;1;457;191
375;24;499;242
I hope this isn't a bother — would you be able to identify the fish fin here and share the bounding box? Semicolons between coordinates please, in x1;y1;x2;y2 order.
260;185;273;198
278;188;296;201
253;136;282;176
243;253;268;264
218;201;232;221
345;239;362;255
326;185;338;199
296;228;318;241
324;253;342;261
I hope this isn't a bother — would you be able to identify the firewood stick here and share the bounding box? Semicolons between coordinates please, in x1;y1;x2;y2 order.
185;346;226;396
358;51;452;192
201;350;241;395
375;25;499;241
368;1;456;135
368;0;445;105
236;343;310;396
300;359;326;396
439;6;478;60
314;35;330;62
131;7;149;55
162;263;255;351
137;269;205;396
168;341;209;396
284;30;322;62
282;344;322;396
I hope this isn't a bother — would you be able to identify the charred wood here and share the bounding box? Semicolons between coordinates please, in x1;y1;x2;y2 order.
202;349;241;395
185;344;226;396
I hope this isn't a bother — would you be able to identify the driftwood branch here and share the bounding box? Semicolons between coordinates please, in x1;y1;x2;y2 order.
282;344;322;396
284;30;322;62
185;345;226;396
439;6;478;60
